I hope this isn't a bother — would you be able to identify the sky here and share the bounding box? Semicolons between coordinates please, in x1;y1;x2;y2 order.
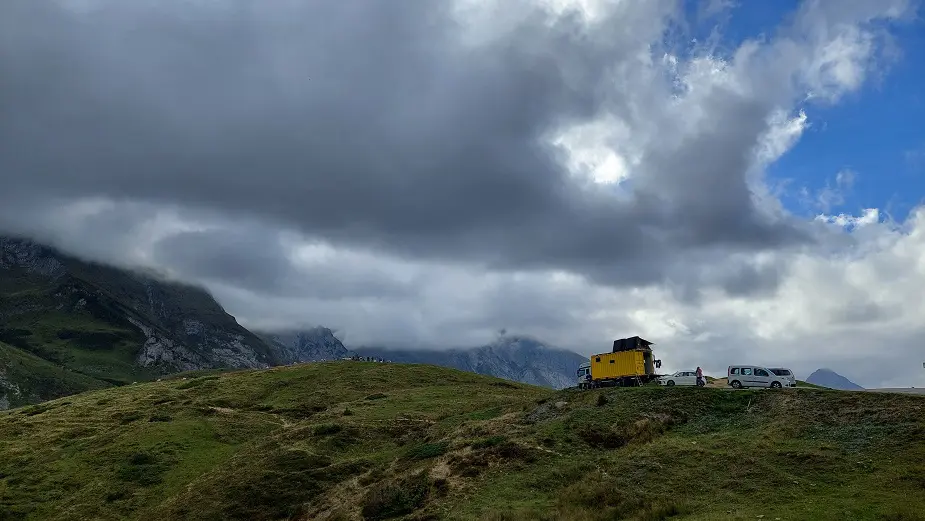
1;0;925;388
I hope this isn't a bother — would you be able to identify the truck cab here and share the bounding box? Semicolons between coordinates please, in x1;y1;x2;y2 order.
576;361;591;389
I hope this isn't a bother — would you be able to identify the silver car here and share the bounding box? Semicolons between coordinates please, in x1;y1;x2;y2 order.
658;370;701;387
727;366;792;389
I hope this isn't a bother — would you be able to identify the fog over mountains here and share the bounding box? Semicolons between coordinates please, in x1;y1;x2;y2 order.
1;237;589;409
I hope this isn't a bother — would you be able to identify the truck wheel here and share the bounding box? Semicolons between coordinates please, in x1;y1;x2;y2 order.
666;380;675;387
731;380;742;389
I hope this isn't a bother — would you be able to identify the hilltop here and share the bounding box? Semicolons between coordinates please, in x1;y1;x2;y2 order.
1;362;923;520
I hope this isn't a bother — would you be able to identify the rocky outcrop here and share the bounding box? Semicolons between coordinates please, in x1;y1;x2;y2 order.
127;317;204;373
0;369;22;410
0;238;66;278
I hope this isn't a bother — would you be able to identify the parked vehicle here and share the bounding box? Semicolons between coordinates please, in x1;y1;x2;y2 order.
658;370;700;387
727;366;793;389
577;361;591;388
769;368;797;387
577;336;662;389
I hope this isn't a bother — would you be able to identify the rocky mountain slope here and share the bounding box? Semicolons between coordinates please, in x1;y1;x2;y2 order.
0;237;279;407
257;327;352;363
356;336;588;389
806;368;864;390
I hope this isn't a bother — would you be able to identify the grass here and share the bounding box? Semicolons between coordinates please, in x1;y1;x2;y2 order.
1;362;924;520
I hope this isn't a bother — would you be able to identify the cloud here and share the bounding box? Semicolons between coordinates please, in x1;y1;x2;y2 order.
1;0;923;388
808;168;858;212
0;0;824;289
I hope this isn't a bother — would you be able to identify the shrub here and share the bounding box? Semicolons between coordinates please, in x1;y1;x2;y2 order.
313;423;343;436
471;436;507;450
404;442;448;461
116;452;167;486
361;473;436;520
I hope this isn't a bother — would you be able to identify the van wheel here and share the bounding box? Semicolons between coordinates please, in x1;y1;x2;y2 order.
666;380;675;386
731;380;742;389
771;381;782;389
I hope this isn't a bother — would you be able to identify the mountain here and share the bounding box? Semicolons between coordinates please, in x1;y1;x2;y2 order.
356;336;588;389
254;329;587;390
257;327;352;363
2;362;924;520
805;368;864;390
0;237;279;408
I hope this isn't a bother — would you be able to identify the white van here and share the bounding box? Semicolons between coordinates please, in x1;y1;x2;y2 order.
769;368;797;387
727;366;792;389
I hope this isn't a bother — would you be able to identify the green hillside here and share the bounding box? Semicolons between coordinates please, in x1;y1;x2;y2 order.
0;341;111;409
0;260;152;387
1;363;923;521
1;238;280;408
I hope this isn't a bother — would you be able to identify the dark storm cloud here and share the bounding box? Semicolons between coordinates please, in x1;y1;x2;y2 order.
716;262;784;298
0;0;810;293
152;228;416;300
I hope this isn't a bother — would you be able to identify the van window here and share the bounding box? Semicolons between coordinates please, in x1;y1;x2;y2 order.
741;368;753;376
755;368;769;377
771;369;791;376
730;368;739;375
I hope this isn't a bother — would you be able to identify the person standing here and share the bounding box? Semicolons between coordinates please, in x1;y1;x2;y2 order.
696;366;704;387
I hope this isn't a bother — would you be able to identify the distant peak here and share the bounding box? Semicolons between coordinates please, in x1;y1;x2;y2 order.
806;368;863;390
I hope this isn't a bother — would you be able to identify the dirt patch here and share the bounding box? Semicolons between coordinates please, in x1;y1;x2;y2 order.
361;472;447;520
576;413;681;449
525;402;561;424
430;460;452;480
447;441;538;478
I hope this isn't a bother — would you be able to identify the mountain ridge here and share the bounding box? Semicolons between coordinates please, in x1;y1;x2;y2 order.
0;237;279;407
353;336;587;389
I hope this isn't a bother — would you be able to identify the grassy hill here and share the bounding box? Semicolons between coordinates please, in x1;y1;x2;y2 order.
1;363;923;521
